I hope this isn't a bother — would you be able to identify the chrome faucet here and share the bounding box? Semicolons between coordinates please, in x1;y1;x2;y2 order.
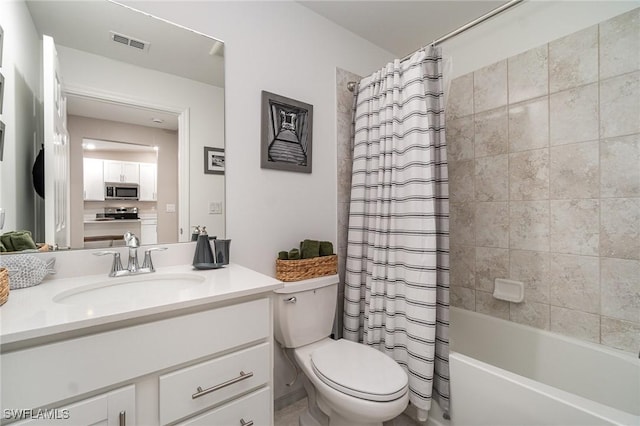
94;232;167;277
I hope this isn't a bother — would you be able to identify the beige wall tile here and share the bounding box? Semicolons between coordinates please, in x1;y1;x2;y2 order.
549;26;598;92
476;247;509;293
447;73;474;119
475;202;509;248
474;107;508;157
474;60;508;113
600;134;640;198
601;317;640;354
549;141;599;199
509;201;549;251
510;149;549;200
510;250;550;304
601;258;640;323
550;306;600;343
600;8;640;80
550;84;599;146
550;254;600;313
508;45;549;104
449;160;475;203
510;301;550;330
451;245;475;289
446;116;475;161
600;198;640;260
475;155;508;201
508;97;549;152
476;291;510;320
450;202;475;247
451;285;475;311
600;71;640;138
550;199;599;256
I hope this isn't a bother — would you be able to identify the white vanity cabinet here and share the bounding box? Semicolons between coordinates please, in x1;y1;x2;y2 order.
12;385;135;426
1;297;274;426
83;158;105;201
104;160;140;184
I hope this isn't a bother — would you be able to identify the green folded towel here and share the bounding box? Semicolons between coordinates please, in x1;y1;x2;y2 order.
1;231;37;252
10;231;37;251
319;241;334;256
278;251;289;260
301;239;320;259
288;248;301;260
0;233;14;252
0;240;6;252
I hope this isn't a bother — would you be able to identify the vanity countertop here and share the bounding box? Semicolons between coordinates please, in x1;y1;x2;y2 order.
0;263;282;346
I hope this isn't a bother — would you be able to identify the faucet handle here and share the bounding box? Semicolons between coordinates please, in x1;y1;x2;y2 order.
124;232;140;248
142;247;167;272
94;250;124;277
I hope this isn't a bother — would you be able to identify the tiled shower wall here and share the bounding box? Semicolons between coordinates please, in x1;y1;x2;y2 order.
446;9;639;353
335;67;362;339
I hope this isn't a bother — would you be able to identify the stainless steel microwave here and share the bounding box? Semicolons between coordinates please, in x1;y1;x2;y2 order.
105;182;139;200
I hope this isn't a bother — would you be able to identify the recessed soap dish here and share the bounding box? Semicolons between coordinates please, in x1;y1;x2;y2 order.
493;278;524;303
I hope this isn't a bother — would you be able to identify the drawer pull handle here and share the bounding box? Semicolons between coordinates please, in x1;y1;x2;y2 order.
119;411;126;426
240;419;254;426
192;370;254;399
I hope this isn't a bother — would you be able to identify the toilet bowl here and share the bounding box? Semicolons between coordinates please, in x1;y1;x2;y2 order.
274;275;409;426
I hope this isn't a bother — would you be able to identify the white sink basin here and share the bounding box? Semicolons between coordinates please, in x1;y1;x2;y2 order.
53;273;207;307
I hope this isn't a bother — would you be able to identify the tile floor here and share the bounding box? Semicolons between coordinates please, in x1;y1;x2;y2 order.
274;397;421;426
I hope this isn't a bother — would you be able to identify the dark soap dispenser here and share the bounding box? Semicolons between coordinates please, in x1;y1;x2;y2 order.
193;226;215;266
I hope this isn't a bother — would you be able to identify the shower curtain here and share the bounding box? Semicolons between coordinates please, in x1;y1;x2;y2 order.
343;46;450;415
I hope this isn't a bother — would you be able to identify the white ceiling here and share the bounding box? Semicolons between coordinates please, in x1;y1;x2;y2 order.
298;0;509;57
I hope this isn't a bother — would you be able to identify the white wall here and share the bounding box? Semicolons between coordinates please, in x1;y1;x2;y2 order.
0;1;41;234
441;0;640;78
124;1;395;277
56;45;225;241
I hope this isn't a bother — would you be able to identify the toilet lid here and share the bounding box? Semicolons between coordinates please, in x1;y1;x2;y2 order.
310;339;408;402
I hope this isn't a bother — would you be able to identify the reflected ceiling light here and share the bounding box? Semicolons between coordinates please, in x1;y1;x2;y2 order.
153;146;159;151
83;142;96;150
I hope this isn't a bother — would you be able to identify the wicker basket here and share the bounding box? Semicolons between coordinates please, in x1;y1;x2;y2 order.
0;268;9;306
276;255;337;282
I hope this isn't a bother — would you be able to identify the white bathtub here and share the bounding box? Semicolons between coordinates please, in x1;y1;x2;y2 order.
430;307;640;426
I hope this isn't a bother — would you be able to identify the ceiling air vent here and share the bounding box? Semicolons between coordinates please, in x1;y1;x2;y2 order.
109;31;150;52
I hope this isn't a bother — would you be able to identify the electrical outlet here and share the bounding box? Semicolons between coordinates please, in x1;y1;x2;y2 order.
209;202;222;214
166;203;176;213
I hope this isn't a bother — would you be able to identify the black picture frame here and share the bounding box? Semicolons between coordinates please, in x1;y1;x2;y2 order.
261;91;313;173
204;146;225;175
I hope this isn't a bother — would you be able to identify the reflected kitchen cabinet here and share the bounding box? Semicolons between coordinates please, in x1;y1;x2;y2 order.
83;158;104;201
104;160;139;184
139;163;157;201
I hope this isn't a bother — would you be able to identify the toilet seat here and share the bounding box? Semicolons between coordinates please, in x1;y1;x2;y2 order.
310;339;408;402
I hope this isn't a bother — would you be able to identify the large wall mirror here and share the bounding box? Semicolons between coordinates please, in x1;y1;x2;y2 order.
0;0;225;253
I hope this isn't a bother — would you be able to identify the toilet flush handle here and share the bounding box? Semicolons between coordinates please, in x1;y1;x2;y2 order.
284;296;297;304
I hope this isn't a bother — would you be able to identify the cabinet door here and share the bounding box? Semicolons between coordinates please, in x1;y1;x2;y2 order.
103;160;123;183
176;387;271;426
138;163;157;201
83;158;104;200
140;221;157;245
121;162;140;184
11;385;135;426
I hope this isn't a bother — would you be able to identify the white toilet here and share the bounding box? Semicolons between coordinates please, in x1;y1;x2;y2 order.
274;275;409;426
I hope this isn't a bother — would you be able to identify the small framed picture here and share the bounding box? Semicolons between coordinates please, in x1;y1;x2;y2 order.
204;146;225;175
0;72;4;114
0;120;5;161
261;91;313;173
0;25;4;67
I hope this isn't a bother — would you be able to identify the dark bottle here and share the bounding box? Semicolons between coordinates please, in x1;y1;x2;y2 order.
192;226;215;265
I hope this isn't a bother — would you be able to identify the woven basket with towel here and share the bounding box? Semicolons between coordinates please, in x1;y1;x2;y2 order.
0;268;9;306
276;239;337;282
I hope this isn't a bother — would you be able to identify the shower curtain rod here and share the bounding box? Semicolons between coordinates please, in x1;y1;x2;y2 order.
347;0;525;92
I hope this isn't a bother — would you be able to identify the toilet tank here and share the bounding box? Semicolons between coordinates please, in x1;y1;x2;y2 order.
273;274;338;348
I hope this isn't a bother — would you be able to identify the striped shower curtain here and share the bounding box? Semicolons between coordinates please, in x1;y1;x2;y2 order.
343;47;450;415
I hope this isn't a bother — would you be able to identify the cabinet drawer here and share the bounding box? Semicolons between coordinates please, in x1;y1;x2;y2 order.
160;343;270;424
177;387;271;426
